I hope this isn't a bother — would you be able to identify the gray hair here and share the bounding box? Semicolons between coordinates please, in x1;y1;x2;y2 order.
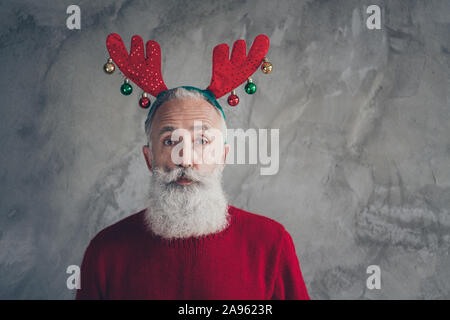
145;87;227;151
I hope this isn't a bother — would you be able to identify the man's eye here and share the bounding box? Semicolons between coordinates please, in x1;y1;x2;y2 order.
163;139;175;146
195;137;209;145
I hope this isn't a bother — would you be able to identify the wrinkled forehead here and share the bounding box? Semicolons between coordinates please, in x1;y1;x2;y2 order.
151;98;223;133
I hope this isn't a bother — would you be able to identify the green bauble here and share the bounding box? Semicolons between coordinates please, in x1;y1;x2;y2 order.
120;82;133;95
245;82;257;94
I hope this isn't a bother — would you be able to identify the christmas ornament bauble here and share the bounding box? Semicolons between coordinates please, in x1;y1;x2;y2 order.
227;91;239;106
120;79;133;95
261;61;273;74
139;93;151;108
139;97;150;108
245;79;257;94
104;58;115;74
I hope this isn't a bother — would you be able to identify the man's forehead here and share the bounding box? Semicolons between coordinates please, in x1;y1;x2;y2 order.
158;123;212;136
152;98;222;131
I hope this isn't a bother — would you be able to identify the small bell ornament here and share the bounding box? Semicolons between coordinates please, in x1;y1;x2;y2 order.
244;78;257;94
261;57;273;74
139;92;151;109
103;58;115;74
120;78;133;96
227;90;239;106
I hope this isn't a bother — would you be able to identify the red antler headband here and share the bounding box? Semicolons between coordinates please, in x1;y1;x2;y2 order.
103;33;272;109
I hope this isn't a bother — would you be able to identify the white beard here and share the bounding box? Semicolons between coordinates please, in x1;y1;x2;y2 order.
144;165;230;239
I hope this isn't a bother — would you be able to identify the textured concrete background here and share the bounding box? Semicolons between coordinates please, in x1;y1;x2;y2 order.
0;0;449;299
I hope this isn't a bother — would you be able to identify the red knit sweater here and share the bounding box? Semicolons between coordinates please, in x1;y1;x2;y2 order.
75;205;310;300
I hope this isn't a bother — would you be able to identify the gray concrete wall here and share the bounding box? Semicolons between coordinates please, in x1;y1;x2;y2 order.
0;0;449;299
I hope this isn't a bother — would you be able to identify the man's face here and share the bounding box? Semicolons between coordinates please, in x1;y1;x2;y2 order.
143;98;229;185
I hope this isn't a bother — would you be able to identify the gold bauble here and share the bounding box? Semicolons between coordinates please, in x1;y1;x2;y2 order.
103;59;115;74
261;61;273;74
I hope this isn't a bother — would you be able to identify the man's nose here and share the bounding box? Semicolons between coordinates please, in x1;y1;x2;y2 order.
179;139;193;167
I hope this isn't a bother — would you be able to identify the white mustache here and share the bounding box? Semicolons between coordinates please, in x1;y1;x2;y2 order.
156;167;213;185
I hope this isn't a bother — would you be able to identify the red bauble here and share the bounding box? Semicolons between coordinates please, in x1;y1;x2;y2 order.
139;96;151;108
227;94;239;106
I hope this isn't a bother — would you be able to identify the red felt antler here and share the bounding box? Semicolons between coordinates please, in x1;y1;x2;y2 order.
206;34;270;99
106;33;168;97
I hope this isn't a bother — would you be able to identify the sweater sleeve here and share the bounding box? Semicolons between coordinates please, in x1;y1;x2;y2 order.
75;238;104;300
271;230;310;300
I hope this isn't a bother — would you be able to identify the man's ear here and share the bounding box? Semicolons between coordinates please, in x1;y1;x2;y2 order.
222;143;230;165
142;144;153;172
